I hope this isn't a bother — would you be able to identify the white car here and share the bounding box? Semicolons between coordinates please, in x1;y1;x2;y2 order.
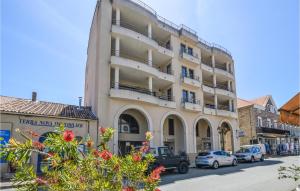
195;151;238;169
235;145;264;162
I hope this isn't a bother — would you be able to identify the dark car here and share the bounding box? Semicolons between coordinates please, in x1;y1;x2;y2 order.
147;146;190;174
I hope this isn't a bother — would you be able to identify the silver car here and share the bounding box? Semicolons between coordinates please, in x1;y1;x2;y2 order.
195;151;238;169
234;145;264;162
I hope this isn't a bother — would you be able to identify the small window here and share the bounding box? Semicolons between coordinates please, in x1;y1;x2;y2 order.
181;66;187;77
118;114;139;134
213;151;222;156
159;147;171;156
189;92;195;103
168;118;174;136
180;43;186;53
188;47;193;55
188;69;194;79
166;64;172;74
182;90;188;102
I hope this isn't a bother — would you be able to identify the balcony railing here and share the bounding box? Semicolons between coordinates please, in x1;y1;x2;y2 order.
181;97;200;105
218;104;230;111
215;84;229;91
215;64;233;74
202;80;214;88
111;82;174;101
202;61;213;68
112;19;172;50
205;103;216;109
180;49;199;59
181;74;200;81
111;49;173;75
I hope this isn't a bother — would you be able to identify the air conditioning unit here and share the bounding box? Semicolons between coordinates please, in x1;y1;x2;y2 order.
121;124;130;133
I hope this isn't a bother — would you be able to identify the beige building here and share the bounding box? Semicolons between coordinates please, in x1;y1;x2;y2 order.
84;0;240;157
0;94;97;176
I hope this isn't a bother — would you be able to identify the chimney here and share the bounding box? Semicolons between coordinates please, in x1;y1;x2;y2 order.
78;97;82;108
32;92;37;101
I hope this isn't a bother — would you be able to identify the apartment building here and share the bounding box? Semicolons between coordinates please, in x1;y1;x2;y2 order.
84;0;239;156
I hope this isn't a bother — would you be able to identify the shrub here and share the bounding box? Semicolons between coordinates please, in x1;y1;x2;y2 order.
0;124;164;191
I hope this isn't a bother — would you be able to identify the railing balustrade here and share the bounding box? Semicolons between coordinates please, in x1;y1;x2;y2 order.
181;74;200;81
181;97;200;105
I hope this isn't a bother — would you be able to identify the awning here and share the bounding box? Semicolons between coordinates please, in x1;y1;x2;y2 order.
278;92;300;126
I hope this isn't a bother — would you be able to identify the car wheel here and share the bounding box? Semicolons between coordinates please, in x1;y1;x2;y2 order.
251;156;255;163
260;155;264;162
212;161;219;169
178;162;189;174
232;159;237;166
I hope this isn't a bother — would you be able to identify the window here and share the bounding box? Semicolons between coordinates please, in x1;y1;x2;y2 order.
168;118;174;136
182;90;188;102
213;151;222;156
207;127;211;137
189;69;194;79
166;64;172;74
187;47;193;56
180;43;186;53
118;114;139;134
257;117;262;127
167;88;172;101
189;92;195;103
159;147;172;156
181;66;187;77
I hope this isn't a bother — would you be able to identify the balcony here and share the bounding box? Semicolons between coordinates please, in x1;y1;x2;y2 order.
111;51;175;83
180;49;200;66
112;20;173;57
214;65;234;79
203;104;216;115
215;84;235;98
202;81;215;94
216;105;237;118
110;83;176;108
179;24;198;42
201;62;213;73
181;75;201;88
181;98;201;112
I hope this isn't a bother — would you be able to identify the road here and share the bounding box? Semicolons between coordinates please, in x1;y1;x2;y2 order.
159;156;300;191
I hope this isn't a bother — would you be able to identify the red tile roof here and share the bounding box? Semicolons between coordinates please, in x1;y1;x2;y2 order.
0;96;97;120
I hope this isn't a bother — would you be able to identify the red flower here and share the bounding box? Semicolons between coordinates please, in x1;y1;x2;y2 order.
100;127;106;134
147;166;165;183
33;141;45;150
132;153;141;162
154;189;161;191
99;150;112;160
63;130;74;142
93;150;101;157
123;187;135;191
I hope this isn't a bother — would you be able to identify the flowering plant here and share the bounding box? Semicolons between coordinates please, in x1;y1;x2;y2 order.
0;124;164;191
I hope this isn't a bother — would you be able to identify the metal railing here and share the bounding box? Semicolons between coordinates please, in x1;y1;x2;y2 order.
217;104;233;112
181;74;200;82
112;19;172;50
215;84;229;91
180;49;199;59
126;0;232;58
205;103;215;109
181;97;200;105
202;61;213;67
111;82;174;101
202;81;214;88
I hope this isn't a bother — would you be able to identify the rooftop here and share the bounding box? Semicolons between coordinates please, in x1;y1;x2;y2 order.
0;95;97;120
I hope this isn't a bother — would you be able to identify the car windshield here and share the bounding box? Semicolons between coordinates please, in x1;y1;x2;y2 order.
198;152;210;156
237;147;251;153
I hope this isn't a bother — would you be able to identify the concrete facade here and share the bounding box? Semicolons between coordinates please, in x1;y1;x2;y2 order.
84;0;240;156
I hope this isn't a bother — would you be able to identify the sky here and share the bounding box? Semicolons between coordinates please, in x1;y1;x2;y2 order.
1;0;299;107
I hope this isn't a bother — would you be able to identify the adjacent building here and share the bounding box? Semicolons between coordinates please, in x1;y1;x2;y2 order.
84;0;240;157
238;95;299;154
0;94;98;177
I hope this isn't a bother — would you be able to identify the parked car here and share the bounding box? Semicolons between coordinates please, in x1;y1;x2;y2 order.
195;151;238;169
234;145;264;162
147;146;190;174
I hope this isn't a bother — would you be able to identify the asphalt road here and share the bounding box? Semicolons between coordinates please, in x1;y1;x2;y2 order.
159;156;300;191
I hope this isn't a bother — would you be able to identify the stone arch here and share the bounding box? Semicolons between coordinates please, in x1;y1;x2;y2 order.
160;111;188;154
193;116;213;153
218;119;234;152
113;105;153;154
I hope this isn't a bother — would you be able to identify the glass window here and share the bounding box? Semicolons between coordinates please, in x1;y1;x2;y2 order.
181;66;187;77
118;114;139;134
180;43;186;53
190;92;195;103
182;90;188;102
166;64;172;74
167;88;172;101
188;47;193;55
213;151;222;155
189;69;194;79
168;118;174;136
159;147;171;156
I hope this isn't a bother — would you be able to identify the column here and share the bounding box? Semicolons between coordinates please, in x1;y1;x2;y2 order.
148;76;153;92
116;8;120;26
227;80;231;91
213;74;217;88
114;67;119;89
211;54;215;68
148;23;152;39
214;95;218;110
148;49;152;66
229;100;232;111
226;62;230;72
115;37;120;56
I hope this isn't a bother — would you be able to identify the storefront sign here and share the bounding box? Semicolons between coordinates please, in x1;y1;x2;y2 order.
238;130;246;137
0;130;11;163
19;118;83;128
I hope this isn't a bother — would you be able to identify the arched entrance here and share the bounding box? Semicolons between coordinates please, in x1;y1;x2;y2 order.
161;112;187;155
218;121;234;152
195;118;212;153
117;108;149;155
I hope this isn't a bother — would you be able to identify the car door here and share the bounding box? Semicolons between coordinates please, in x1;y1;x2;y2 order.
158;147;176;168
222;151;232;165
214;151;224;165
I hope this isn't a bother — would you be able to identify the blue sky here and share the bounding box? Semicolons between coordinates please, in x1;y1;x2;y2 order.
1;0;299;107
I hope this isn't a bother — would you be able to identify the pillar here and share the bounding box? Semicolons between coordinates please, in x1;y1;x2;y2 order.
116;8;120;26
213;74;217;88
148;49;152;66
148;23;152;38
148;76;153;92
214;95;218;109
115;37;120;56
212;54;215;68
227;80;231;91
114;67;119;89
226;62;229;72
229;100;232;111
